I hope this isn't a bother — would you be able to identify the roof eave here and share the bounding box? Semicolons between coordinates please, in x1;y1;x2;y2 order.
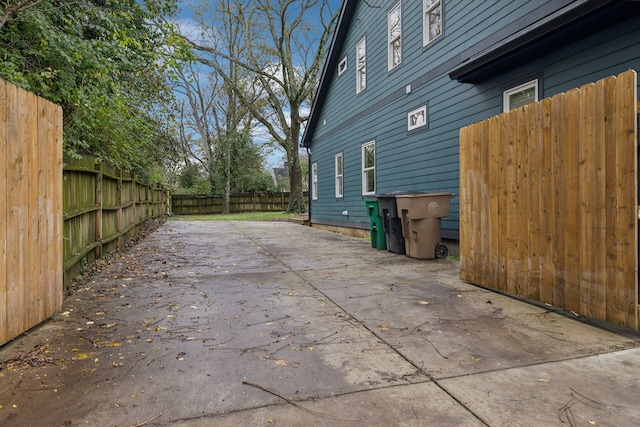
302;0;357;148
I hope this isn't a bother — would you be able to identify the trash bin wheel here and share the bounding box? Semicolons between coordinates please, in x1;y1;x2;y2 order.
435;243;448;259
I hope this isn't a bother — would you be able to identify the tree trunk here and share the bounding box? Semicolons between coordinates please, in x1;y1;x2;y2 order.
222;135;231;214
286;117;306;213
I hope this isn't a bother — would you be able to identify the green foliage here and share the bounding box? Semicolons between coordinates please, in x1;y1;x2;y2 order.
0;0;182;178
176;164;211;194
212;131;276;195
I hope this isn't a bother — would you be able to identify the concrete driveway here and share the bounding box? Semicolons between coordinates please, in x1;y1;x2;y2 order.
0;220;639;426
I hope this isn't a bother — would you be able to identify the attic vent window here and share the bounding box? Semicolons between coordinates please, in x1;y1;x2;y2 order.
408;105;428;131
338;57;347;76
503;79;538;112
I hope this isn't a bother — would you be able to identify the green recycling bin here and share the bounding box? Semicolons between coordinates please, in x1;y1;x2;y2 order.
365;199;387;250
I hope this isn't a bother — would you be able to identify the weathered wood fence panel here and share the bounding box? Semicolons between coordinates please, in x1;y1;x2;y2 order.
63;158;169;285
171;192;309;215
460;70;638;329
1;79;63;345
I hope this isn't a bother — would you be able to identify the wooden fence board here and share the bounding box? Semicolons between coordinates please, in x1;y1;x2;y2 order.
538;98;553;304
460;70;638;329
527;103;541;301
26;91;39;329
7;83;26;339
505;107;518;295
608;70;638;328
0;81;7;344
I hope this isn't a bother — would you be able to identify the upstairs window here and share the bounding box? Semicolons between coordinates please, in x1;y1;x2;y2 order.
362;141;375;195
408;105;428;131
504;80;538;112
388;2;402;70
423;0;442;46
356;37;367;93
311;162;318;200
335;153;343;198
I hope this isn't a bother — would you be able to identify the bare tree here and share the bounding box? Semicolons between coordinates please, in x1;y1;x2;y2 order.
183;0;338;213
173;2;264;212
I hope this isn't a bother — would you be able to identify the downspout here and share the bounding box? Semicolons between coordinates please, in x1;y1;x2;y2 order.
305;146;312;227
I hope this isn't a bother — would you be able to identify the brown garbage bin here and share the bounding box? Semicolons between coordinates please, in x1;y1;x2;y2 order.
396;193;455;260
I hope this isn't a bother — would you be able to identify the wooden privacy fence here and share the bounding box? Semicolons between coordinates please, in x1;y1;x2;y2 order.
172;191;309;215
460;70;638;329
1;79;63;346
63;157;169;285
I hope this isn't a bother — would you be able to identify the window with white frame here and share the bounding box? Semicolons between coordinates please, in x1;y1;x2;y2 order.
362;141;375;195
356;37;366;93
503;79;538;112
335;153;343;198
408;105;427;131
338;57;347;76
311;162;318;200
388;2;402;70
423;0;442;46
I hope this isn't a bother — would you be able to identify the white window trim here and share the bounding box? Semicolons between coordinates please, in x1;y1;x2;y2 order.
335;153;343;198
408;105;427;131
356;37;366;93
388;2;402;71
503;79;538;112
311;162;318;200
361;141;375;196
423;0;442;46
338;56;347;76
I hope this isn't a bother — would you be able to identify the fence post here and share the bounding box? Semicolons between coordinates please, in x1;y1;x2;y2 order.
116;168;123;248
95;160;103;258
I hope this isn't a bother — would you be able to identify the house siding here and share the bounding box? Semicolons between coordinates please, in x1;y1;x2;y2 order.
307;0;640;238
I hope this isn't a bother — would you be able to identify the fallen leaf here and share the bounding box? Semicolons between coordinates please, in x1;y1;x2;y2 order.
275;359;288;366
538;378;551;383
72;353;91;361
588;421;596;425
376;325;389;331
153;326;166;331
96;341;121;347
287;291;299;296
418;301;430;305
146;339;153;343
471;356;482;362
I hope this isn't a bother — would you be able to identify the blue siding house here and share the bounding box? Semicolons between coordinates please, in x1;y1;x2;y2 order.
302;0;640;246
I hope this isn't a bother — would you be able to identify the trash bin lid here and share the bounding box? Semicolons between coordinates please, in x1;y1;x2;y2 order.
395;192;455;199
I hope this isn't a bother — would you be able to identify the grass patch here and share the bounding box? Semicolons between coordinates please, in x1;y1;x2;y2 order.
168;212;296;221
